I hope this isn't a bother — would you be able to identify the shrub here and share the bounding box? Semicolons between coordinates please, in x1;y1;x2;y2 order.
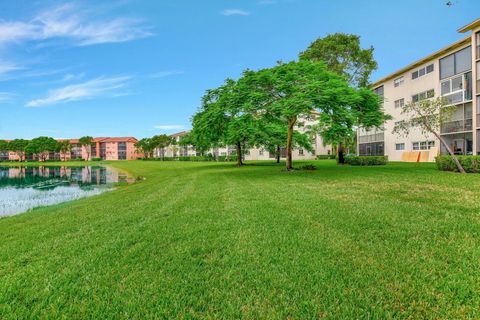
91;157;102;161
344;155;388;166
316;154;335;160
435;155;480;173
298;164;317;170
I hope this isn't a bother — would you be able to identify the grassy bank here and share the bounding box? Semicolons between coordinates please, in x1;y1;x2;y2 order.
1;160;479;318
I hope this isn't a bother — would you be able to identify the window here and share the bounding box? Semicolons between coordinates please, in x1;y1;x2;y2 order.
440;46;472;79
440;73;472;104
476;32;480;59
298;149;304;156
413;141;435;151
412;89;434;103
394;98;404;109
373;86;384;97
395;143;405;151
259;149;264;156
394;77;404;87
411;64;434;80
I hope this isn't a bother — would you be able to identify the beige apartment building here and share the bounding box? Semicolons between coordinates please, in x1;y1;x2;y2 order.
359;18;480;162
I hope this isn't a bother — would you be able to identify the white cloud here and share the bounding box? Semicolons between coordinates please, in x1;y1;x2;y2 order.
220;9;250;16
154;125;185;131
0;92;13;102
148;70;184;79
0;61;22;75
0;3;152;47
26;76;131;107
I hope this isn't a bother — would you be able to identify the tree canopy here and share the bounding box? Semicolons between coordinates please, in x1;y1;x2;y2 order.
299;33;377;88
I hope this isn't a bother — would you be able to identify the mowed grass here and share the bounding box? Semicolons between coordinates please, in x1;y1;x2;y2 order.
1;160;480;319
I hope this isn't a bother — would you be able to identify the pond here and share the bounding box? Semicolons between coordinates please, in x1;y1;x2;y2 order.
0;166;134;217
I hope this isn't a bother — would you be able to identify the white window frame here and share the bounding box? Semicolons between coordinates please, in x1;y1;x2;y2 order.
394;98;405;108
394;76;404;87
412;140;435;151
395;143;405;151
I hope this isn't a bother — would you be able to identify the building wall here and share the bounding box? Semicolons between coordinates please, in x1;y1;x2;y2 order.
360;22;480;162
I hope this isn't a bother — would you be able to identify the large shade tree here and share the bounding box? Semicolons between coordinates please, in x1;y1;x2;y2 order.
8;139;29;162
299;33;377;88
245;60;385;170
26;137;58;161
151;134;174;159
135;138;155;159
0;140;9;160
300;33;381;158
191;78;257;166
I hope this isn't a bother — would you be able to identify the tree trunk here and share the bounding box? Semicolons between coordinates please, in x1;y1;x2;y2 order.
286;117;296;170
337;142;345;164
236;142;243;166
276;145;280;163
432;131;466;173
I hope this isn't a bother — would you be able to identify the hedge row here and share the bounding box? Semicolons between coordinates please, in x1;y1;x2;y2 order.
141;155;239;162
436;155;480;173
316;154;336;160
344;155;388;166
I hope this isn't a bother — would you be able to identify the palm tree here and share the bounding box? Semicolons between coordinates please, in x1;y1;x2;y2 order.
58;140;72;161
79;136;94;161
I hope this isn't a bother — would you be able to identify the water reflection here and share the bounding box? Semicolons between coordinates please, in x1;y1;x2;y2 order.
0;166;133;217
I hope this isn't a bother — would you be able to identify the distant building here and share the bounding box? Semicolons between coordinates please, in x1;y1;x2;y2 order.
1;137;141;161
159;115;333;160
359;17;480;162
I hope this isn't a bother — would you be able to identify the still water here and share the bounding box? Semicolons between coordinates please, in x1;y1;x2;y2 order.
0;166;134;217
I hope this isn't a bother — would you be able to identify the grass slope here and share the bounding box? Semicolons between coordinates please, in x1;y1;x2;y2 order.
1;160;479;318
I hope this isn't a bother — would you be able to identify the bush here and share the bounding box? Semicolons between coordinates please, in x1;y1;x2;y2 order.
91;157;102;161
344;155;388;166
298;164;317;170
435;155;480;173
316;154;335;160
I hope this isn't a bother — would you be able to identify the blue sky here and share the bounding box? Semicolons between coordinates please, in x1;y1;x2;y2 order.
0;0;478;139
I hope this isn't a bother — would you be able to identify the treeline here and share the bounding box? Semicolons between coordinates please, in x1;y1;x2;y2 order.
185;33;387;170
0;136;95;162
134;134;178;159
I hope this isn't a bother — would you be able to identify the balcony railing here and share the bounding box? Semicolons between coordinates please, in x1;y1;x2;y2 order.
440;119;473;134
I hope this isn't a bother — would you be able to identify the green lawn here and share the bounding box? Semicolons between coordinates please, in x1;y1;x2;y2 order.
1;160;479;318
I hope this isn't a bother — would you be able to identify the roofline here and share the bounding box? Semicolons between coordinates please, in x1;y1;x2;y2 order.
370;36;471;88
457;18;480;33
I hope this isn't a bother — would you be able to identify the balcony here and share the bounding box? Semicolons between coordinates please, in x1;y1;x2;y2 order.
441;119;473;134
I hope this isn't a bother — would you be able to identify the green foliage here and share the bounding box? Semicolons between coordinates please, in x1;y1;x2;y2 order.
436;155;480;173
79;136;94;160
344;155;388;166
299;33;377;88
8;139;29;161
316;154;336;160
25;137;59;161
0;140;8;152
57;140;72;161
91;157;102;161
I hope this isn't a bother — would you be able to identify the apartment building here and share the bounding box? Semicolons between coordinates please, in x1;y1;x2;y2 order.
359;18;480;161
1;137;140;161
159;115;333;160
